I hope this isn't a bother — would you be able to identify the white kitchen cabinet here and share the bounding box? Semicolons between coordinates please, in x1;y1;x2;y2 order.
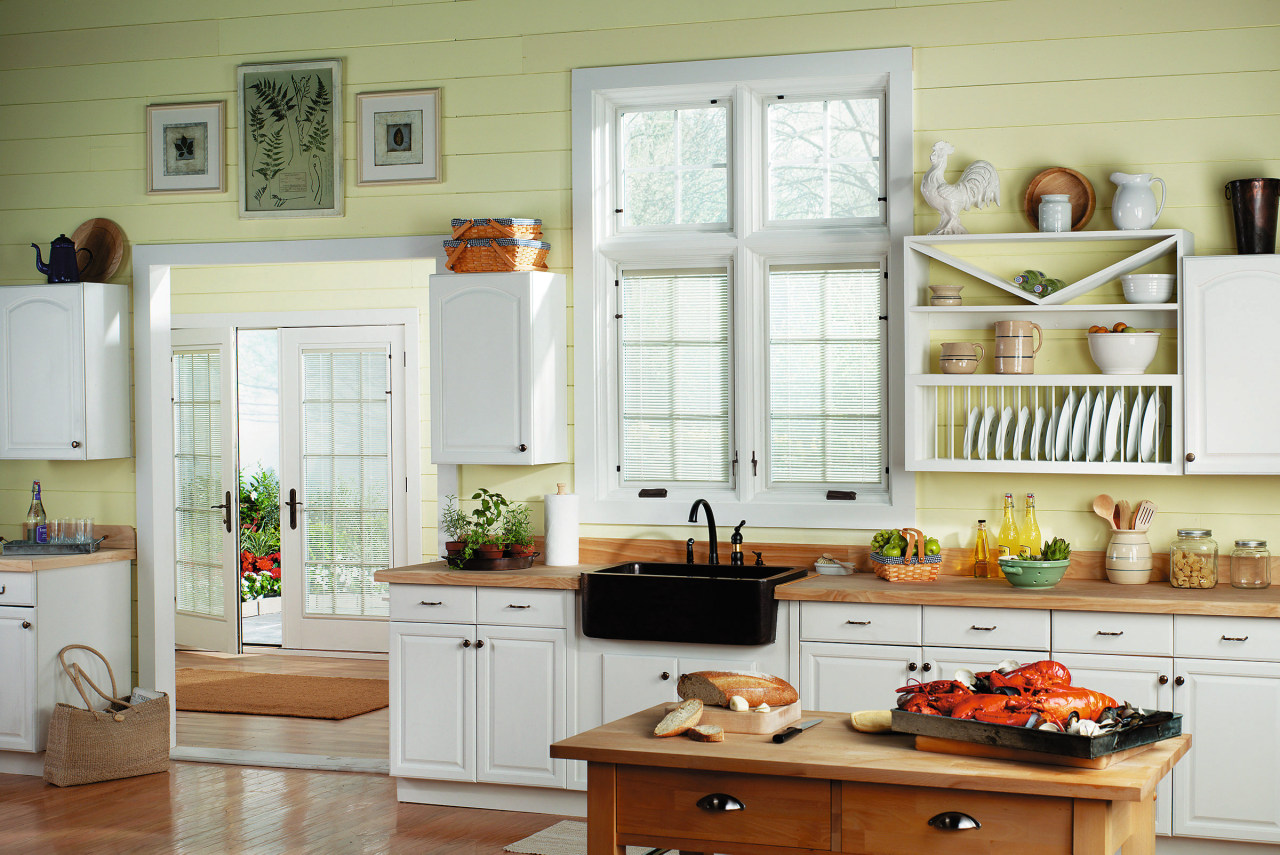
389;586;571;789
428;272;567;464
903;230;1190;474
0;562;132;774
1183;255;1280;473
0;282;131;460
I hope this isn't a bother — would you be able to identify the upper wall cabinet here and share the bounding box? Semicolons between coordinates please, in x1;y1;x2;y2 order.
0;283;131;460
429;272;568;465
1183;255;1280;474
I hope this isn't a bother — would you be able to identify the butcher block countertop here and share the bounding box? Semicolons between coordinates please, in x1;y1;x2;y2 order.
552;705;1191;803
0;525;137;572
374;560;586;589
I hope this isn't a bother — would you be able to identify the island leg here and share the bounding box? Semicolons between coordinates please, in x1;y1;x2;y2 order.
1120;794;1156;855
586;762;625;855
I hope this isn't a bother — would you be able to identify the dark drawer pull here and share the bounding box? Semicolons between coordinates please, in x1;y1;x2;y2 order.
420;601;444;606
1222;635;1249;642
507;604;532;609
846;620;871;626
970;625;997;631
0;586;5;594
696;793;744;812
1096;630;1124;636
928;811;981;831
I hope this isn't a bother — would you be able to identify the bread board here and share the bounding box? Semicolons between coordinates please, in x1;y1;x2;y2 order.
914;734;1156;769
663;700;801;734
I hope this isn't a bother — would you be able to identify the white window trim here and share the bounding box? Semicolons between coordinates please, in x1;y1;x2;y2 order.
572;49;914;529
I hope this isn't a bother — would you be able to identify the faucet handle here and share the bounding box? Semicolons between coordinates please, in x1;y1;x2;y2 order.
686;538;696;564
753;551;764;566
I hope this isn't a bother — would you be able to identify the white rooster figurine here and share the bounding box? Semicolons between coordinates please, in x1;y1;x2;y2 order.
921;141;1000;235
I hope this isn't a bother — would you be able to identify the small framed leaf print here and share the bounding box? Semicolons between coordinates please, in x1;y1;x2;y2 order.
356;89;442;185
237;58;343;218
146;102;225;194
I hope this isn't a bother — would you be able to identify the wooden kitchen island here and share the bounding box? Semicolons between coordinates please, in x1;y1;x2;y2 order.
551;707;1189;855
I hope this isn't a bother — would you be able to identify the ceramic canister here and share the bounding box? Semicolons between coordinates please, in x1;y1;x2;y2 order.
992;320;1042;374
1106;531;1153;584
1038;194;1073;232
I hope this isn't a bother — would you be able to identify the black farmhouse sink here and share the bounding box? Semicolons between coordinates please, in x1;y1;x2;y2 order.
579;562;806;646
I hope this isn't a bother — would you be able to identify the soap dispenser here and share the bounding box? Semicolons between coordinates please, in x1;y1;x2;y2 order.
731;521;746;566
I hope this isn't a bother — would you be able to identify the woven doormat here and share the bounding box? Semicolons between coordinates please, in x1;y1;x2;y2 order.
175;669;389;720
505;820;658;855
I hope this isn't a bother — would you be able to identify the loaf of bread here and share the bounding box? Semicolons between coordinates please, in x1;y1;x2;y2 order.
653;698;703;737
677;671;798;708
687;724;724;742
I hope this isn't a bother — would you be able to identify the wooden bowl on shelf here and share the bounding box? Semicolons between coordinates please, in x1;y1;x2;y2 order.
1024;168;1095;231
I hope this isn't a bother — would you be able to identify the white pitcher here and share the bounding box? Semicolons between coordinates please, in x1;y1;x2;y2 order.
1110;172;1166;230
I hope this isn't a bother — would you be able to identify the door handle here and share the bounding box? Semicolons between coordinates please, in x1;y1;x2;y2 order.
211;490;232;533
287;489;301;530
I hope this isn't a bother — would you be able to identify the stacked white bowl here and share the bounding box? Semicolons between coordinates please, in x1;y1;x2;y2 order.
1120;273;1175;303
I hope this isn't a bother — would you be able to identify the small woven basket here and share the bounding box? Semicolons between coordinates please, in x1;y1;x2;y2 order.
870;527;941;582
444;238;550;273
450;218;543;240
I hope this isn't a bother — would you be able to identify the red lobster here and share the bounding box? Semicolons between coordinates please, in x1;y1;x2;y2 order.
896;660;1116;728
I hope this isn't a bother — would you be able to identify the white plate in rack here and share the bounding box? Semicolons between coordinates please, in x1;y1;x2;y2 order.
1029;407;1045;462
1140;392;1158;462
1104;390;1123;462
977;406;995;460
1127;388;1145;462
1070;392;1089;462
1012;406;1029;461
1056;394;1074;462
1087;391;1105;462
994;406;1013;460
963;406;979;459
1046;405;1060;461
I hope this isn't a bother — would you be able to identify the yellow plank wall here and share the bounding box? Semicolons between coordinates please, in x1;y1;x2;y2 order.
2;1;1280;586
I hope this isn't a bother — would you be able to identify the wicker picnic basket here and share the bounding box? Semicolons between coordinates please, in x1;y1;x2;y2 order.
450;218;543;240
870;527;941;582
444;237;551;273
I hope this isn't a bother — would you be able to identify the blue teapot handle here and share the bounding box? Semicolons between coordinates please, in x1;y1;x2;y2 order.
76;246;93;272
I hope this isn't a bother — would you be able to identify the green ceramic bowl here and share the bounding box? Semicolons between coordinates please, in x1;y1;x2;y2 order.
997;556;1071;589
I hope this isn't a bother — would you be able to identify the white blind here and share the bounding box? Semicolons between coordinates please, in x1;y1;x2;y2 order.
173;351;224;617
768;264;885;484
300;348;391;618
619;269;732;483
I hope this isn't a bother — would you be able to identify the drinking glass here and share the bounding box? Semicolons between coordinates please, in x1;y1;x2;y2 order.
75;518;94;545
54;518;73;544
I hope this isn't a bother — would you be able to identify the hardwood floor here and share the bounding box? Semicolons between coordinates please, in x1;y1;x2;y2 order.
176;651;388;761
0;761;572;854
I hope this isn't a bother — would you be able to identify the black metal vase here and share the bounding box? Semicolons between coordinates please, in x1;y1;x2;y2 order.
1225;178;1280;254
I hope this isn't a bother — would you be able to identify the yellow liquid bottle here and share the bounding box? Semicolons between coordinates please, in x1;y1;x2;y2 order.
972;520;991;578
996;493;1018;577
1020;492;1042;557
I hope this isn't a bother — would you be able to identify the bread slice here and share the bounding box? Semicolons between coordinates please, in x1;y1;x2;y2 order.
850;710;893;733
687;724;724;742
677;671;799;708
653;698;703;737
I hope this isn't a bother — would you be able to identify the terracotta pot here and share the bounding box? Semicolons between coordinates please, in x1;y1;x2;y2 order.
506;543;536;557
474;544;505;559
445;540;466;555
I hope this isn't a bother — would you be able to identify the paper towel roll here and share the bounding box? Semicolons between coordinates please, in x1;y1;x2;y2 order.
544;483;579;566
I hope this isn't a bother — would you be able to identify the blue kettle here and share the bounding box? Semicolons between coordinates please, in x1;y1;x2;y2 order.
32;234;92;283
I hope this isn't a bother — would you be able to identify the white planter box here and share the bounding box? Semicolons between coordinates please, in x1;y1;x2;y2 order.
241;596;282;618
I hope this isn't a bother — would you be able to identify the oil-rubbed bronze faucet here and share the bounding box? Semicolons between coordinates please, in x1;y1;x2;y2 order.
688;499;719;564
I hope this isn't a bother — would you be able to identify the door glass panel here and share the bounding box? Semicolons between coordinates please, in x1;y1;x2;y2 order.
300;348;391;618
173;350;224;617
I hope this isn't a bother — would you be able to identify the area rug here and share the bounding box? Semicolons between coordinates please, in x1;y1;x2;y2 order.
174;668;389;720
504;820;659;855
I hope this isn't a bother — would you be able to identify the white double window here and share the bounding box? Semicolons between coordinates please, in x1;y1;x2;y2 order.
572;49;913;528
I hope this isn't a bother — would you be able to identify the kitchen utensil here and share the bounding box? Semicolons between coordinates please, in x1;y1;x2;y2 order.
1088;391;1105;462
1045;405;1060;461
772;718;823;743
1038;193;1073;232
929;284;964;305
1104;391;1123;462
1106;531;1153;584
963;407;979;459
31;234;92;283
1012;406;1029;461
1132;500;1157;531
1055;395;1073;461
1070;391;1089;461
998;556;1070;588
71;218;126;282
994;407;1013;460
977;407;994;460
1120;273;1175;304
1126;388;1146;462
1092;494;1117;526
1110;172;1166;230
1140;393;1158;462
1116;499;1132;531
1088;331;1160;375
1029;407;1045;462
1023;167;1096;231
939;356;979;375
940;341;984;359
992;320;1043;374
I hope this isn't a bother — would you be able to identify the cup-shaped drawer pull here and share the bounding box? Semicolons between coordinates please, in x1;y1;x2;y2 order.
970;625;997;631
1096;630;1124;636
507;604;532;609
1222;635;1249;642
696;793;744;812
928;811;981;831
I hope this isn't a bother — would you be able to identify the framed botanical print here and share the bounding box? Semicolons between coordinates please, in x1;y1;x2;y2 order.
146;102;225;194
356;89;442;185
237;58;343;218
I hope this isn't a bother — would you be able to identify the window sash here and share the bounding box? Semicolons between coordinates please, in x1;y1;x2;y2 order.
616;102;732;232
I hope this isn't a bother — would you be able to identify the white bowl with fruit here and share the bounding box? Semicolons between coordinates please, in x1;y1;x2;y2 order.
1087;322;1159;375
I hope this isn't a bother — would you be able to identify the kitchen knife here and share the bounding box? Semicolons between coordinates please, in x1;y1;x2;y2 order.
772;718;823;743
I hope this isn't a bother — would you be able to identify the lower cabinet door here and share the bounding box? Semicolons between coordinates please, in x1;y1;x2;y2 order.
477;625;567;787
599;651;679;727
800;642;918;713
389;622;475;781
1173;657;1280;844
0;610;37;751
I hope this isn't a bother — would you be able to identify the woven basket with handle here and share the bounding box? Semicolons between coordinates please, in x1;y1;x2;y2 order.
450;218;543;240
444;238;550;272
870;528;941;582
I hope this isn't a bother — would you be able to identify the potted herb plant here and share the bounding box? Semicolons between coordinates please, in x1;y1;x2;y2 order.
441;494;471;560
469;488;509;560
501;502;535;557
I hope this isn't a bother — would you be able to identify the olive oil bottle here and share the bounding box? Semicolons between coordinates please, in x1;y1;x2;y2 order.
972;519;991;578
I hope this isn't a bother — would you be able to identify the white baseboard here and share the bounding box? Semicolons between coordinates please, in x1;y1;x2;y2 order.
1158;837;1279;854
0;749;45;776
395;777;587;816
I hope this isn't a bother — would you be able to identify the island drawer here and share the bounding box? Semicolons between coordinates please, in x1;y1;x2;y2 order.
1052;611;1173;656
0;571;35;607
1175;615;1280;661
801;602;922;645
389;584;476;623
923;605;1050;651
617;765;831;851
476;587;570;628
840;781;1071;855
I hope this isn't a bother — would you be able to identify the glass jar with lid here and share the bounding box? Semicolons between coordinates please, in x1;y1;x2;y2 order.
1169;529;1218;588
1231;540;1271;589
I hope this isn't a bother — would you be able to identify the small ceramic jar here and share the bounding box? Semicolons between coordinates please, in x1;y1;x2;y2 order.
1038;194;1073;232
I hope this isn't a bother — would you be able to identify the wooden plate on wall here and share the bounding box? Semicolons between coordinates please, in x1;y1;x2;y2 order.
71;218;126;282
1024;167;1095;231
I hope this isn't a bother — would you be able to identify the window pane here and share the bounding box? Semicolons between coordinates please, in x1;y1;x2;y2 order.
621;106;728;227
768;97;881;221
619;270;732;483
768;264;884;484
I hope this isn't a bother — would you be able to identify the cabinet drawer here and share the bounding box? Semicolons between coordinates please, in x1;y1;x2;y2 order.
923;606;1049;651
1052;611;1173;656
389;585;476;623
801;602;921;645
0;572;35;607
476;587;570;628
841;781;1070;855
1175;615;1280;661
617;765;831;851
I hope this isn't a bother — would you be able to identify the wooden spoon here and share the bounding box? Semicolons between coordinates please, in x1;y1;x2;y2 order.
1115;499;1132;530
1092;494;1116;528
1132;499;1158;532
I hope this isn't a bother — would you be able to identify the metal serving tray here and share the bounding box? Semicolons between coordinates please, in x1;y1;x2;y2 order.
1;537;105;555
891;709;1183;760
